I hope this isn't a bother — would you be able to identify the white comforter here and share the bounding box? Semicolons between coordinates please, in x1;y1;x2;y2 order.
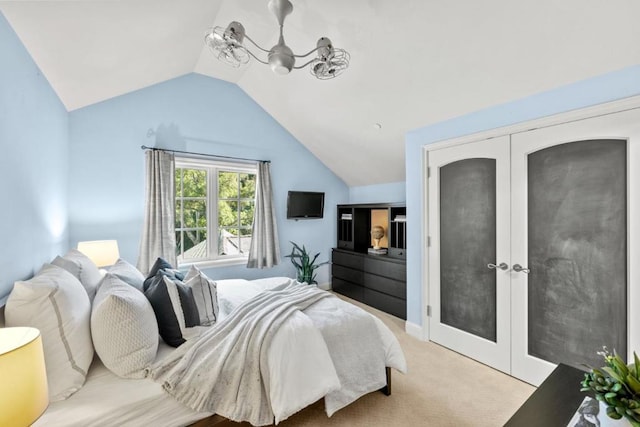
155;278;406;425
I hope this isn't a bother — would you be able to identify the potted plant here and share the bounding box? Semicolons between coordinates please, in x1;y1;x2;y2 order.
581;348;640;426
285;241;328;285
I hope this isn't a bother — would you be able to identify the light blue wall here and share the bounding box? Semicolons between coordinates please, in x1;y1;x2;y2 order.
349;181;405;204
405;64;640;326
68;73;348;283
0;12;69;300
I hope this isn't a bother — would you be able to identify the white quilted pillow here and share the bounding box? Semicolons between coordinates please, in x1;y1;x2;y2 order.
184;265;219;326
52;249;103;301
91;274;158;378
108;258;145;291
5;264;93;401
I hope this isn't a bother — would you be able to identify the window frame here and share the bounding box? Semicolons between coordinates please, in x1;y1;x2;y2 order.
175;156;257;268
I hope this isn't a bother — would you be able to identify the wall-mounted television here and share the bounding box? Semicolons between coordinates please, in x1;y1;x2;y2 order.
286;191;325;219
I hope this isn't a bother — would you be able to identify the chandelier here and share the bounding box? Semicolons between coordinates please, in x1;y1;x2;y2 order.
204;0;350;79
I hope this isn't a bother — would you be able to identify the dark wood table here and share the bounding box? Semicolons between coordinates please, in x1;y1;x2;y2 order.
505;363;591;426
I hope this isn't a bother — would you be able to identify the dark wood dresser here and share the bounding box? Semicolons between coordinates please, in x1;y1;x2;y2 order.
331;202;407;319
332;248;406;319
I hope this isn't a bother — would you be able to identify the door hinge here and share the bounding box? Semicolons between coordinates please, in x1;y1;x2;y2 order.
427;166;431;178
427;236;431;247
427;305;432;317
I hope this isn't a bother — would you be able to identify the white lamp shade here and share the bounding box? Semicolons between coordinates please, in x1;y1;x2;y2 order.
0;327;49;426
77;240;120;267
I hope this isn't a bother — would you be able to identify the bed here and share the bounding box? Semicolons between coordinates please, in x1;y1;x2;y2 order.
3;266;406;427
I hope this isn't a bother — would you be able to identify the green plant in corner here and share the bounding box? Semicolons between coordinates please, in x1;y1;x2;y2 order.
285;241;328;285
581;348;640;426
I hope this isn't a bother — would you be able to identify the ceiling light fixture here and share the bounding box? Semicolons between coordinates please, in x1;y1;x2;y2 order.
204;0;350;79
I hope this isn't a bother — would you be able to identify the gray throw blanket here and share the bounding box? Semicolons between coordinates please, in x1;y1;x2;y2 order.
148;283;332;425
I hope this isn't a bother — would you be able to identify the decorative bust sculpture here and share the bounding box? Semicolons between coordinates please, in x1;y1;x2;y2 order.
371;225;385;250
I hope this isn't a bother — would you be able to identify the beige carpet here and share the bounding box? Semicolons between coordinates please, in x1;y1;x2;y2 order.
214;295;535;427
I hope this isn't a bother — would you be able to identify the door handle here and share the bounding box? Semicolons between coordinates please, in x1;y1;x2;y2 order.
513;264;531;274
487;262;509;271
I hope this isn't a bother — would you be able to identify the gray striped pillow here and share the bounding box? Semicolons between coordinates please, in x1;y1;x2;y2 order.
184;265;219;326
5;264;93;401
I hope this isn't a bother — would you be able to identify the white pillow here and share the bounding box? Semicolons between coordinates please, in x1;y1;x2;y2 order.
52;249;103;301
108;258;145;291
91;274;158;378
5;264;93;401
184;265;219;326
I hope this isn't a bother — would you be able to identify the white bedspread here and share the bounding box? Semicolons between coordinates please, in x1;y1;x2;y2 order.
217;277;407;379
209;278;406;423
149;282;341;426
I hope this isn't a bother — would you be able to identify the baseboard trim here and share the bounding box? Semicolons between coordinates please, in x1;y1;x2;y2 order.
405;321;425;340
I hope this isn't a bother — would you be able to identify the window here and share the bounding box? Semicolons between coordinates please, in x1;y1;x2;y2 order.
175;157;256;266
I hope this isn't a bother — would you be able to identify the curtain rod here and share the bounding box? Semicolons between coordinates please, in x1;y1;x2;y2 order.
140;145;270;164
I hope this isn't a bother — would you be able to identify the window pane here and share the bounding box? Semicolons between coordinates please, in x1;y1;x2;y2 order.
219;228;239;256
239;229;251;254
182;169;207;197
175;200;182;229
219;201;238;227
218;172;239;199
175;169;183;197
179;229;207;260
240;173;256;198
240;201;254;227
175;166;208;262
183;200;207;229
175;231;183;256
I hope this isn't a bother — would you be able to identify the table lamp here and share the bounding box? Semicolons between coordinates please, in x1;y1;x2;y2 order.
77;240;120;267
0;327;49;426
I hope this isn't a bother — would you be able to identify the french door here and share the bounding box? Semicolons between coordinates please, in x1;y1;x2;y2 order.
427;107;640;385
427;135;512;374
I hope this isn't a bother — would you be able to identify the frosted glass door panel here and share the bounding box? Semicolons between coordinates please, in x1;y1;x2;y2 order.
440;159;497;342
527;139;627;368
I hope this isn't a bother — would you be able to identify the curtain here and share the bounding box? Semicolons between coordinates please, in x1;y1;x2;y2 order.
137;149;177;275
247;161;280;268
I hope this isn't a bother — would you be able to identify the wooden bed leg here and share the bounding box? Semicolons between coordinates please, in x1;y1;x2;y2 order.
380;367;392;396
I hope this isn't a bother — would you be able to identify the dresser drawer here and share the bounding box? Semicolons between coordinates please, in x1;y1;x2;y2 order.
363;272;406;299
363;289;406;319
364;257;406;281
332;278;364;302
331;264;364;285
332;250;365;270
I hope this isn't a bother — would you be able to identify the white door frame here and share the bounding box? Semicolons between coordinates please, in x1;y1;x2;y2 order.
421;96;640;379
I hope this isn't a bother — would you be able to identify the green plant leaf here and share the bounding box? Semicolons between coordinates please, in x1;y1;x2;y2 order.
608;407;623;420
604;367;625;384
285;241;327;285
627;374;640;395
613;351;630;376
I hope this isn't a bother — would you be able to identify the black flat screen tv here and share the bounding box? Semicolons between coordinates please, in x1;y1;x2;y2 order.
287;191;325;219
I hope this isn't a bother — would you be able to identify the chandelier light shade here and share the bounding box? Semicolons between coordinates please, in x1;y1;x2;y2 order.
204;0;350;79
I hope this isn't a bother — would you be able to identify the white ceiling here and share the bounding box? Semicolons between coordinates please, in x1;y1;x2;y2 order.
2;0;640;186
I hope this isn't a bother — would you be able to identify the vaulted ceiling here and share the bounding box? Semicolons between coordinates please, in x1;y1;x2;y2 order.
2;0;640;186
